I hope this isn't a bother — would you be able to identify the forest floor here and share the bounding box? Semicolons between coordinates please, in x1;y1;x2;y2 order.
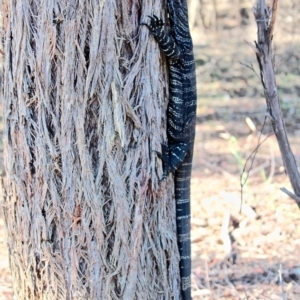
189;14;300;300
1;6;300;300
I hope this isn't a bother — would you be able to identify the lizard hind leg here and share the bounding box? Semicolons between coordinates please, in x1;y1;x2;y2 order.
156;142;189;180
154;143;170;181
168;142;189;173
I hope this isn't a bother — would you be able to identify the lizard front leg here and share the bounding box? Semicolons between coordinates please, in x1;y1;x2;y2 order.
141;15;182;60
142;15;188;179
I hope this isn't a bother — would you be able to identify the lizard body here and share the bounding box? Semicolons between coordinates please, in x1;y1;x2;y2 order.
142;1;197;299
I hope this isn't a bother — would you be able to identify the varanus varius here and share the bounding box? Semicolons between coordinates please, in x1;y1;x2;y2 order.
142;1;197;299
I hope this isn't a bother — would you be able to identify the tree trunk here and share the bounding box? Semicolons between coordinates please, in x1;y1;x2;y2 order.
1;0;181;299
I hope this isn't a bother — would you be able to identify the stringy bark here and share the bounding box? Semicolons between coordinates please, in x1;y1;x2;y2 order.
1;0;181;299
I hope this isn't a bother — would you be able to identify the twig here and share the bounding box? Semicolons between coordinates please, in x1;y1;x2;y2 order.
239;61;259;79
240;114;273;212
278;264;287;300
246;161;270;176
244;39;259;54
245;117;256;132
280;187;300;208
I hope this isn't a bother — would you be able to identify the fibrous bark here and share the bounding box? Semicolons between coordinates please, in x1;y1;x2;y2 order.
1;0;181;299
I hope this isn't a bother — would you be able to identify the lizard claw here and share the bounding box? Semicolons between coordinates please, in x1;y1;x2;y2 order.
153;143;170;181
158;176;167;183
140;22;149;27
141;15;164;32
152;149;163;160
152;14;164;26
140;16;154;27
149;14;164;26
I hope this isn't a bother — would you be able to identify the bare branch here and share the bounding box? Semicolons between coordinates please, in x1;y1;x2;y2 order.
280;188;300;208
244;40;259;54
251;0;300;205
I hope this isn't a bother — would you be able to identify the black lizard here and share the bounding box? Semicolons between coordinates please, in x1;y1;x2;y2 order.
142;1;197;299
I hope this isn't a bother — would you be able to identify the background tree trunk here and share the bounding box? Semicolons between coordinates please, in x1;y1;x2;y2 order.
1;0;181;299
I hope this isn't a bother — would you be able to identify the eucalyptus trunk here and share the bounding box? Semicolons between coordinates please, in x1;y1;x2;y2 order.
1;0;181;299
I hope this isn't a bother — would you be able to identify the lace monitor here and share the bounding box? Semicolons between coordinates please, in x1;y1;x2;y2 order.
142;1;197;299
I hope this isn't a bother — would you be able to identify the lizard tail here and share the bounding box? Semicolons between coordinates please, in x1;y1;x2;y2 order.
175;152;192;300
